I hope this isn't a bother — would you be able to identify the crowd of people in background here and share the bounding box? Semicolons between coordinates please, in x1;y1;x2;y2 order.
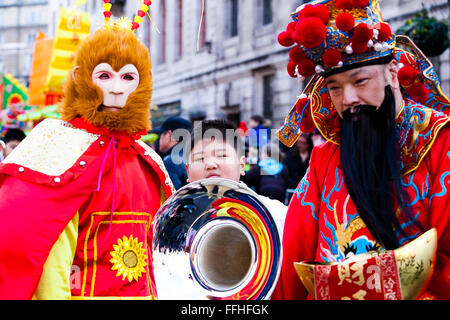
0;113;326;206
0;113;325;206
0;128;26;162
139;113;325;205
239;114;325;205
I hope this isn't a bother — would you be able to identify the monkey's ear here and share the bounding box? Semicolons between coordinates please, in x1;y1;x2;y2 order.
72;66;80;80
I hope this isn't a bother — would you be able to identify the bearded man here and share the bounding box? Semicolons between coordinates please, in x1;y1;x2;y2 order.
273;0;449;300
0;21;173;299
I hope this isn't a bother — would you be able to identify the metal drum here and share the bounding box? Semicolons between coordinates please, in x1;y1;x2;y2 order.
152;178;282;300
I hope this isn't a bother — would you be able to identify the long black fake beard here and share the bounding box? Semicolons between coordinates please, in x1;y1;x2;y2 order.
339;85;415;250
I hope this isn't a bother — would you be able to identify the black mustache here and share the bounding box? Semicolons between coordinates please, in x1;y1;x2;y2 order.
342;105;377;122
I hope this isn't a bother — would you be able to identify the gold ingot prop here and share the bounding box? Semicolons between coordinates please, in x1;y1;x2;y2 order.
294;228;437;300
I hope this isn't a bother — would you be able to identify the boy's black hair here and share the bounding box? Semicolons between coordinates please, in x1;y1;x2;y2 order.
189;119;244;157
3;128;26;144
250;115;264;125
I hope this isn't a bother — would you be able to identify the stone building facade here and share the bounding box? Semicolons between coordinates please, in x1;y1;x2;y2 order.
147;0;303;128
144;0;449;128
0;0;448;128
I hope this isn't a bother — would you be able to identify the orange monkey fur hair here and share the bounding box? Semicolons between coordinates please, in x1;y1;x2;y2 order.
61;27;153;134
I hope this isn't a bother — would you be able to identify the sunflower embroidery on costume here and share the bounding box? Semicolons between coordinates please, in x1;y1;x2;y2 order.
110;235;148;282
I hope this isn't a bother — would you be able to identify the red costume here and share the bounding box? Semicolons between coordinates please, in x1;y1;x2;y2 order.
0;4;173;299
275;100;450;299
0;118;172;299
273;0;450;300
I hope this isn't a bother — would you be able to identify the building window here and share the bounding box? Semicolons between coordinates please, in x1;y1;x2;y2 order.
27;33;35;44
174;0;182;59
262;74;274;120
262;0;272;25
158;0;167;64
29;11;36;24
227;0;238;38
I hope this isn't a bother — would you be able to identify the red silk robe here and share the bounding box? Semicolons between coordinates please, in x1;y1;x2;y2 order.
273;101;450;300
0;117;173;299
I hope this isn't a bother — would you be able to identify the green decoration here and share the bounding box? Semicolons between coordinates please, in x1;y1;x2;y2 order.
396;8;449;57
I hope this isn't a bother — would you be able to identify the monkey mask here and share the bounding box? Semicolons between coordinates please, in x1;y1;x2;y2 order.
61;26;152;134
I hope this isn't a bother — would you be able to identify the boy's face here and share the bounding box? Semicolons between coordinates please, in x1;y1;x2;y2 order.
187;138;245;183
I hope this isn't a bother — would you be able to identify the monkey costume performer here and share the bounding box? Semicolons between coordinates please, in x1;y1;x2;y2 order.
0;3;174;299
273;0;449;300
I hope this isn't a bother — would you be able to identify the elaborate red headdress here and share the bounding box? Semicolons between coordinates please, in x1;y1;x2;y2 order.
276;0;450;147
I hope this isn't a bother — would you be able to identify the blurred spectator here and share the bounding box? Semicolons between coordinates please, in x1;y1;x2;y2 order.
2;128;26;159
248;115;270;150
243;143;288;203
152;116;192;189
283;133;313;189
246;146;259;168
152;138;163;157
262;118;272;129
0;140;5;162
311;129;326;147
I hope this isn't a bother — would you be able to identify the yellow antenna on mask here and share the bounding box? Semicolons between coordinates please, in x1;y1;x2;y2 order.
138;0;160;33
102;0;153;32
197;0;205;51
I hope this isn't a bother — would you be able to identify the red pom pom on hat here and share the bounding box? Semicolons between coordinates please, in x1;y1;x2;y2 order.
322;48;342;67
350;40;368;54
278;30;294;47
352;23;373;43
351;0;369;8
312;4;330;25
300;115;315;133
336;0;353;10
295;98;309;114
375;22;392;42
294;17;327;49
286;21;297;31
336;12;355;32
298;4;329;25
398;65;419;86
297;59;316;77
289;46;307;63
408;82;429;104
298;4;315;20
103;11;112;18
287;61;298;78
295;98;315;133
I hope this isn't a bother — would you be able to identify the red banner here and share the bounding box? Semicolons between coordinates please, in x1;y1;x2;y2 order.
314;251;402;300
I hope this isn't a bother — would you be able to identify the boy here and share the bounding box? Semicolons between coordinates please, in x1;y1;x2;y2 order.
185;119;287;235
1;128;26;159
